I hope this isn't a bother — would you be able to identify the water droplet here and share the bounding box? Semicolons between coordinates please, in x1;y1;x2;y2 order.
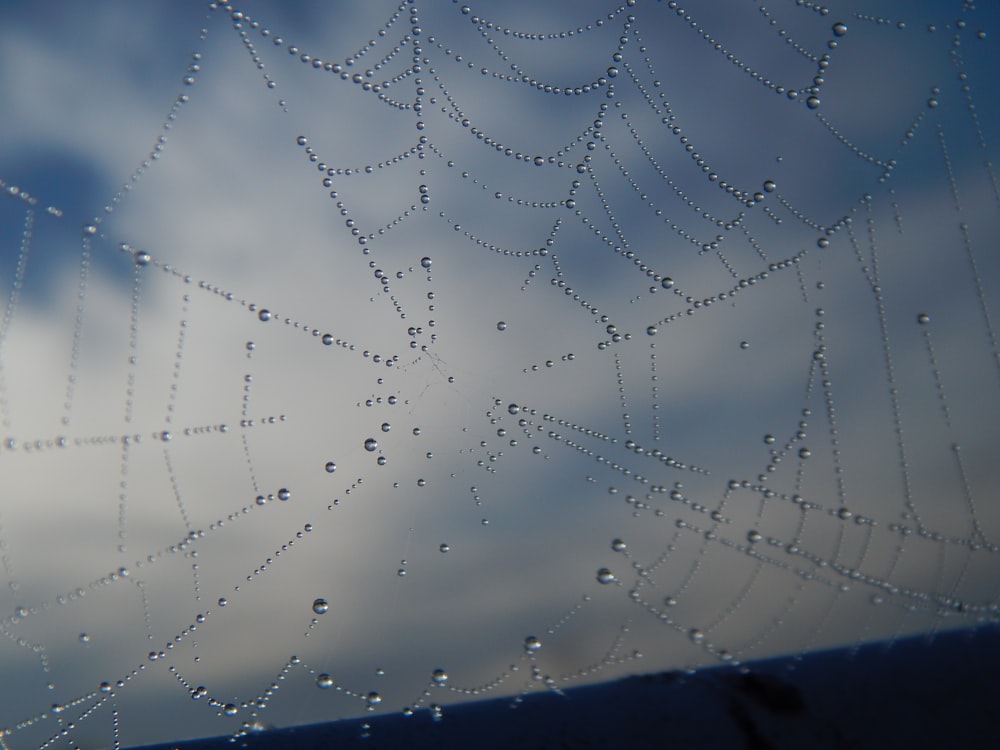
524;635;542;652
832;22;848;36
79;633;90;643
806;96;821;109
431;669;448;684
507;403;519;415
99;681;112;693
439;543;450;553
312;598;329;614
218;597;228;607
364;438;378;451
135;251;151;266
763;434;776;445
322;333;334;345
596;568;616;584
646;325;657;336
611;538;627;552
258;309;272;322
381;422;391;433
661;277;674;289
223;703;238;716
763;180;777;193
325;461;337;473
497;321;507;331
366;691;382;707
747;530;762;544
798;447;811;459
278;488;290;501
82;224;97;236
420;257;432;268
917;313;930;325
296;135;308;146
606;66;619;78
688;628;704;644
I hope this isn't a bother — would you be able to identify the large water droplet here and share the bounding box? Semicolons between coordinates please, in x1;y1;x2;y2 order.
316;674;333;689
325;461;337;473
364;438;378;452
524;635;542;652
431;669;448;684
596;568;616;584
312;598;329;614
258;309;272;322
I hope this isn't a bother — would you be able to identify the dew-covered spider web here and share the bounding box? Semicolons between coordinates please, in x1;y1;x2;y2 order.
1;0;999;747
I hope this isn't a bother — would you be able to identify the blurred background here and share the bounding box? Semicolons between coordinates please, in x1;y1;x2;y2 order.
0;1;998;747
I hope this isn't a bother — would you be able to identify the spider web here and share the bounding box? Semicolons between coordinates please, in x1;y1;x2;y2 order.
1;0;999;747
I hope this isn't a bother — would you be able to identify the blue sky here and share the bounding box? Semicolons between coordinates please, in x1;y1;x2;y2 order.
1;1;999;746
